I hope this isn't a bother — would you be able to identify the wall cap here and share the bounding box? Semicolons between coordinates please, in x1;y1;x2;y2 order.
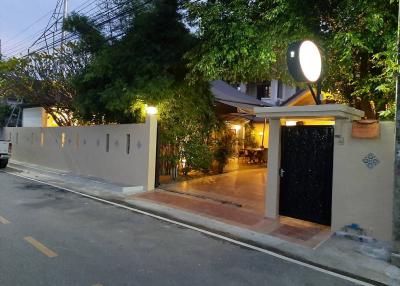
254;104;364;120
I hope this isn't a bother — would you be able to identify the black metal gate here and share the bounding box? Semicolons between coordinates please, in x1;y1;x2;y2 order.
279;125;334;226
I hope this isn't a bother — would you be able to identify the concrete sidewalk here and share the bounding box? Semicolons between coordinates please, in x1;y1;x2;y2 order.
132;190;331;248
3;162;394;285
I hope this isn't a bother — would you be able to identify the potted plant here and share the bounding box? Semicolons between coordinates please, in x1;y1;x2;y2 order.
213;127;236;174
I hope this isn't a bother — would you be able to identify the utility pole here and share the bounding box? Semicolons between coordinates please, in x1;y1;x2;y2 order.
61;0;68;49
393;0;400;243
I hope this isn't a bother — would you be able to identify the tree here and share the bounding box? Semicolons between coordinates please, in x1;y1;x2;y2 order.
66;0;218;171
321;0;398;118
0;103;11;127
0;49;83;126
186;0;399;118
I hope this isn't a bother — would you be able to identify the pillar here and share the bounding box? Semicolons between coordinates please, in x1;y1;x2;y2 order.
266;118;281;219
146;114;158;191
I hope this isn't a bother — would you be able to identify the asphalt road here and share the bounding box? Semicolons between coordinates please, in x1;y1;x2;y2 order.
0;171;366;286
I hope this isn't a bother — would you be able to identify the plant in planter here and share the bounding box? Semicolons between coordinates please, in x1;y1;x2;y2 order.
213;126;236;173
243;122;258;148
180;134;213;176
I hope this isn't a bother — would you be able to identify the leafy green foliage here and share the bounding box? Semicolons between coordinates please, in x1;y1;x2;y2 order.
0;104;11;127
186;0;398;117
379;103;396;121
0;52;79;126
212;124;237;173
69;0;196;122
242;122;258;148
322;0;398;116
66;0;218;171
64;13;107;54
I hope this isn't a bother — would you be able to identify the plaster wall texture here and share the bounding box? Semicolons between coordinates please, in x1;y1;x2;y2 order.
332;120;394;241
3;115;157;191
254;123;270;148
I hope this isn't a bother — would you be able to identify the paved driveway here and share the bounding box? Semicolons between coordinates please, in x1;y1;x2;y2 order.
163;168;267;214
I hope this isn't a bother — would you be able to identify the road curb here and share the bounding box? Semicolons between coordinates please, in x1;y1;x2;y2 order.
4;169;388;286
117;198;386;286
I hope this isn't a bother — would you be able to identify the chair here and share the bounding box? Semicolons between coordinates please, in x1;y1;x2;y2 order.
244;149;252;164
238;149;246;163
262;148;268;164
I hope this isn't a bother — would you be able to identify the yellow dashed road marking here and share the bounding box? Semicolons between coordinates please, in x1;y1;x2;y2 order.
0;215;10;224
24;236;58;258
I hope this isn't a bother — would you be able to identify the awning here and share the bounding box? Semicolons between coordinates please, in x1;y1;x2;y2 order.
211;80;271;111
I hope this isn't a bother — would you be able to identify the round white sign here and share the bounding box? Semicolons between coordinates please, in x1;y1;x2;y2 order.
299;41;322;82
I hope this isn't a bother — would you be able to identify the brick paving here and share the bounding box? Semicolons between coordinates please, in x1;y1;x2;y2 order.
134;190;331;248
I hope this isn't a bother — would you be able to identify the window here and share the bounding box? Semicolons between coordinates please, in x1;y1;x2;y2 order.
256;81;271;99
231;83;241;91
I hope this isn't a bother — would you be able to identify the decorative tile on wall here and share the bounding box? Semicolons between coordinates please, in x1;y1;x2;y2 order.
362;153;380;170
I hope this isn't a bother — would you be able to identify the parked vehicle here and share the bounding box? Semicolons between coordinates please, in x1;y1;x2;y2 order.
0;140;12;168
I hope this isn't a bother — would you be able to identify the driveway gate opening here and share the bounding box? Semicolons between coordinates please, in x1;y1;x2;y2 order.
279;125;334;225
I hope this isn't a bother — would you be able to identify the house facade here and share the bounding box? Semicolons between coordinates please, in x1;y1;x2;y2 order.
237;80;299;106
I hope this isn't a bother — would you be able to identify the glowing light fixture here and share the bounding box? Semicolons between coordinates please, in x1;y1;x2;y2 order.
287;40;323;105
181;158;187;169
145;106;158;115
287;40;322;83
286;121;297;126
232;124;241;131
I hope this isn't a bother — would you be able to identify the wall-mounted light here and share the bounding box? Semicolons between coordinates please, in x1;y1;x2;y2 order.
145;106;158;115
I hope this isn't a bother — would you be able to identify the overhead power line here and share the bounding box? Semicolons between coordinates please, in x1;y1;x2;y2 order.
26;0;148;56
70;0;98;13
5;0;198;58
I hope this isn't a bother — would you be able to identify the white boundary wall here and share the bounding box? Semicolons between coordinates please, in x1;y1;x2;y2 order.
332;121;394;241
259;105;394;241
3;115;157;191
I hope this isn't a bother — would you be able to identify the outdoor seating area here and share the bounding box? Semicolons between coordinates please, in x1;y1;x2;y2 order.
238;148;268;164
